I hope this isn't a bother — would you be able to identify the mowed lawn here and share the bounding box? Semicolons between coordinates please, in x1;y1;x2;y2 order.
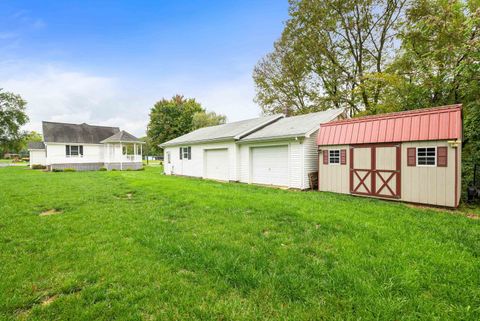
0;167;479;321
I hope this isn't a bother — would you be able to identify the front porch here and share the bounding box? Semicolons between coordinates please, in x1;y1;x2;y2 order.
100;130;145;170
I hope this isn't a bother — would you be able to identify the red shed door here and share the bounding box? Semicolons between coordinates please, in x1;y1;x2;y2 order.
350;144;401;199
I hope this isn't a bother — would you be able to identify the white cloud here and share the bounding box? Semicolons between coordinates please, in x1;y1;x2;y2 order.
1;63;150;137
1;62;263;138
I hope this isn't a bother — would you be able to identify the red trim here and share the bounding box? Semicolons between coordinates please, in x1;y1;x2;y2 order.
349;147;354;193
437;146;448;167
340;149;347;165
371;147;376;195
396;145;401;198
350;144;401;199
455;147;458;207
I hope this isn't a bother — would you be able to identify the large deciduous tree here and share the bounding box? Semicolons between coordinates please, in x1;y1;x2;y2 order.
254;0;406;116
0;89;29;155
147;95;226;154
192;111;227;130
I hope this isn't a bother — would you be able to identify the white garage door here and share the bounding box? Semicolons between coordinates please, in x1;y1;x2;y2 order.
204;149;229;181
251;145;289;186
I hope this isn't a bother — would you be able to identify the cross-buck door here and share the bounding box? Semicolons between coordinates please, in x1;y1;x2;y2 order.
350;144;401;199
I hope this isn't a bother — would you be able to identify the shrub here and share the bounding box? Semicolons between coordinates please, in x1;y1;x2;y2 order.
63;168;76;172
52;168;63;172
136;167;145;171
111;169;117;171
126;168;132;171
31;164;46;170
98;167;107;171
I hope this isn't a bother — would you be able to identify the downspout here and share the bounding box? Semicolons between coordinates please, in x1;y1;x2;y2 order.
120;142;123;171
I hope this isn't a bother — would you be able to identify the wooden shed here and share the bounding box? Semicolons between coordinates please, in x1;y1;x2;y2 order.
317;104;462;207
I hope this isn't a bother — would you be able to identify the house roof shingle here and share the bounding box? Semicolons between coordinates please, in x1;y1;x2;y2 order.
160;114;283;147
27;142;45;150
42;121;120;144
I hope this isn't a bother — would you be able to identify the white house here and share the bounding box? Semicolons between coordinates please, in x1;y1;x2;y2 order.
161;109;345;189
28;121;144;171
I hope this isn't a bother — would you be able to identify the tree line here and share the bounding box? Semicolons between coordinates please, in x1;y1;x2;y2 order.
253;0;479;185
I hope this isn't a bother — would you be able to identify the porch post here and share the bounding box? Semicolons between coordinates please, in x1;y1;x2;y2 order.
120;142;123;171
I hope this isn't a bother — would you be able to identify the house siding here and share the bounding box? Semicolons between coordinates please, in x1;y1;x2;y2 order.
303;131;320;190
163;141;239;181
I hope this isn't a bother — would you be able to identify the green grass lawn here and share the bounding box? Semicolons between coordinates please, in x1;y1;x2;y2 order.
0;166;479;320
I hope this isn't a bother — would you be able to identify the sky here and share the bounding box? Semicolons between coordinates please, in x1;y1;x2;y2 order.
0;0;289;137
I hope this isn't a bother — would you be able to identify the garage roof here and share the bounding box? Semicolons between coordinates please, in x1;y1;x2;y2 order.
160;114;283;147
317;104;462;146
240;108;345;142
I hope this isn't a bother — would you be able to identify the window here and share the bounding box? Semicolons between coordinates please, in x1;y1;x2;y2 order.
329;150;340;164
66;145;83;157
180;146;191;160
167;152;171;164
417;147;436;166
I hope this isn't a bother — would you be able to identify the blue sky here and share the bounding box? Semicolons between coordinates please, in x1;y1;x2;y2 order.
0;1;288;136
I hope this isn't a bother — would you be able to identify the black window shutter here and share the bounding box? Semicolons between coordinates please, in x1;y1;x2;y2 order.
188;147;191;160
66;145;69;156
179;147;183;159
80;146;84;156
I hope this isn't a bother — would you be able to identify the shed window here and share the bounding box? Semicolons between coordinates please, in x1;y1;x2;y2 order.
417;147;436;166
329;150;340;164
66;145;83;157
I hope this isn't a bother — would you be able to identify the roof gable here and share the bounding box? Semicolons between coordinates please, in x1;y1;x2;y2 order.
160;114;283;147
42;122;120;144
240;108;345;142
100;130;143;143
317;104;462;146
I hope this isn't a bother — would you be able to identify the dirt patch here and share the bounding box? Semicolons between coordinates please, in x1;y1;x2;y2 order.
406;204;456;214
125;193;133;199
467;213;480;220
41;295;58;306
39;209;62;216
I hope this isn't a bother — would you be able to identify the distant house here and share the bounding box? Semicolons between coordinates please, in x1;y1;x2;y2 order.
28;121;144;171
161;109;346;189
317;104;462;207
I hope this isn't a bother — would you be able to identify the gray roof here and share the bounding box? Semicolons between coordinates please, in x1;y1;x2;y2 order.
42;121;120;144
240;109;345;142
27;142;45;150
100;130;143;144
160;114;283;147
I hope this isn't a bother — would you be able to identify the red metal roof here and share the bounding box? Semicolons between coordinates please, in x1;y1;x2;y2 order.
317;104;462;146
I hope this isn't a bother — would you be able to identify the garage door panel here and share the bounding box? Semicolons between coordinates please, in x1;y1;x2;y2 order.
251;146;289;186
205;149;229;181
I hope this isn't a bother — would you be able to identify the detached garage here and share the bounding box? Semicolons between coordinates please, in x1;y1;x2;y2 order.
317;104;462;207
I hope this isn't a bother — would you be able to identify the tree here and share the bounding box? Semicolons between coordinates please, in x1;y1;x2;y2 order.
0;89;29;156
254;0;407;116
147;95;203;155
192;111;227;129
15;131;43;155
388;0;480;186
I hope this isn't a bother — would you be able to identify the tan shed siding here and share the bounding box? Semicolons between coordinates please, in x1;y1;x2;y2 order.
401;141;457;207
303;133;320;189
457;145;462;206
318;145;350;194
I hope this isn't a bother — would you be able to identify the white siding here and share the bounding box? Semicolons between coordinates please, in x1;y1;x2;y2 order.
238;138;311;189
163;141;238;181
302;132;320;190
45;143;104;165
29;150;46;166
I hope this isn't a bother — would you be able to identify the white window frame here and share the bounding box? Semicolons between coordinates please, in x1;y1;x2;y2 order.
329;149;340;165
66;145;84;158
181;146;191;160
416;146;437;167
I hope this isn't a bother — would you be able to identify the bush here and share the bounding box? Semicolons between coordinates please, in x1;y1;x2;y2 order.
98;167;107;171
63;168;76;172
111;169;117;171
126;168;132;171
136;167;145;171
31;164;46;170
52;168;63;172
